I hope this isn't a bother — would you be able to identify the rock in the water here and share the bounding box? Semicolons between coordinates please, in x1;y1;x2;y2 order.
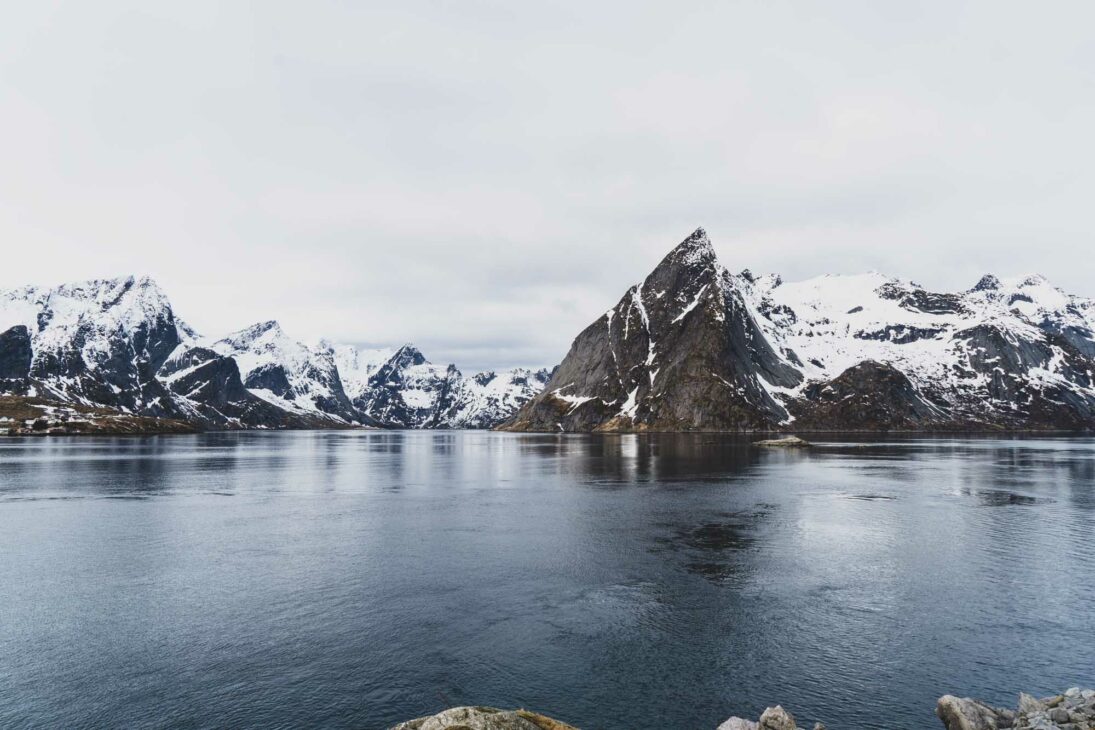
717;718;759;730
758;706;797;730
753;435;812;448
719;705;801;730
388;706;576;730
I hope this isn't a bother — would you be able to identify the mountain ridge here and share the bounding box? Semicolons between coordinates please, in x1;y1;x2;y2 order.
502;227;1095;432
0;276;548;433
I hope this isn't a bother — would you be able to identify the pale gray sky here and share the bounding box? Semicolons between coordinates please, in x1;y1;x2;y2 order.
3;2;1095;371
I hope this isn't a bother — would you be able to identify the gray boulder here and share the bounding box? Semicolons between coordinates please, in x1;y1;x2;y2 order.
717;718;758;730
936;695;1004;729
389;706;575;730
758;706;797;730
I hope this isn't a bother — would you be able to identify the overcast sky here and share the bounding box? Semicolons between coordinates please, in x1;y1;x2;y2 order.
3;2;1095;371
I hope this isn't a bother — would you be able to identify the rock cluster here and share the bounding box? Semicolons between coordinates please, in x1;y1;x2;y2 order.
937;688;1095;730
718;704;824;730
389;690;1095;730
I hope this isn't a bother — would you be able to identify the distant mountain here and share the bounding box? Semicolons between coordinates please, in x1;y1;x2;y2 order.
330;343;551;429
0;277;548;433
502;228;1095;432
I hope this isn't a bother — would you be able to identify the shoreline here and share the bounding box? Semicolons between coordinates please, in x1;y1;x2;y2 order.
389;689;1095;730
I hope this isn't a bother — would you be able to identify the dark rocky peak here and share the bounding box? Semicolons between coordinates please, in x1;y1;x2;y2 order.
652;227;717;273
390;344;427;369
638;228;725;318
474;371;496;386
368;344;427;387
971;274;1001;292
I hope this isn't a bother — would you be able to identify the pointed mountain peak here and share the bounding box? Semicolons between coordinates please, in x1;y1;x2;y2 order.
657;227;717;270
390;343;427;368
971;274;1001;292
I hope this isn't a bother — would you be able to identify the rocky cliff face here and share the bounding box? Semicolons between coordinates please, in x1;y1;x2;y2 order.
503;228;1095;432
0;277;547;432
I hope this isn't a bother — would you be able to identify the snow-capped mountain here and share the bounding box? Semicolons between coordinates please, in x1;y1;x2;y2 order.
210;321;373;425
0;275;194;417
0;275;549;432
331;343;552;428
503;228;1095;432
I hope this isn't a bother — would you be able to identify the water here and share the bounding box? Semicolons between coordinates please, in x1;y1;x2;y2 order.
1;432;1093;730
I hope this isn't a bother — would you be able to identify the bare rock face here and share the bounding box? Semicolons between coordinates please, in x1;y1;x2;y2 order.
788;360;944;430
0;325;32;383
502;228;801;433
389;706;576;730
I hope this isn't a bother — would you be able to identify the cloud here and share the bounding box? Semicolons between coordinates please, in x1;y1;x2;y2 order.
2;1;1094;372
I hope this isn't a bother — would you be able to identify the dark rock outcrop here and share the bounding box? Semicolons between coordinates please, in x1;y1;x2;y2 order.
789;361;943;431
502;228;801;432
0;325;32;389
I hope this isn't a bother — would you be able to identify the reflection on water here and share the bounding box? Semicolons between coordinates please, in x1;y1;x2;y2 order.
1;432;1094;730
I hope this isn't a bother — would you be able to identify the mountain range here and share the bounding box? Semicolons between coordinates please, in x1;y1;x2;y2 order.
0;276;550;433
502;228;1095;432
5;228;1094;435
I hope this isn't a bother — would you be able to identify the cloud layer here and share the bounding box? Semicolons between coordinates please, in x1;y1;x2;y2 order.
3;2;1094;371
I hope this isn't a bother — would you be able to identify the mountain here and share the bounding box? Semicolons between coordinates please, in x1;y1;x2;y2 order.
0;276;548;433
502;228;1095;432
331;343;552;429
0;276;194;417
210;321;375;426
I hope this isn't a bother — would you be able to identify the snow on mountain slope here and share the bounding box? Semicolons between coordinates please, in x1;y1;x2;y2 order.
211;321;365;424
324;342;395;401
737;269;1095;424
0;275;193;415
336;343;550;428
435;367;552;428
1;276;548;431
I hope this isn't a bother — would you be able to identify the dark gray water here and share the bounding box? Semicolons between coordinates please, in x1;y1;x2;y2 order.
1;432;1093;729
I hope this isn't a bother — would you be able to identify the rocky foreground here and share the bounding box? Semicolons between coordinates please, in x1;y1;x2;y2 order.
390;690;1095;729
936;688;1095;730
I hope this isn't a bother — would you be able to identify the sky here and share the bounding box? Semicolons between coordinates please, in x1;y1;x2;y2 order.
3;2;1095;372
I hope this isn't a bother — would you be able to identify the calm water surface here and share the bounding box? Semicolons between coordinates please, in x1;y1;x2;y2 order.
1;432;1093;729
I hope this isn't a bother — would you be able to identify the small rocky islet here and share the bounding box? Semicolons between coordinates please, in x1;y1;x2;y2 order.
390;689;1095;729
